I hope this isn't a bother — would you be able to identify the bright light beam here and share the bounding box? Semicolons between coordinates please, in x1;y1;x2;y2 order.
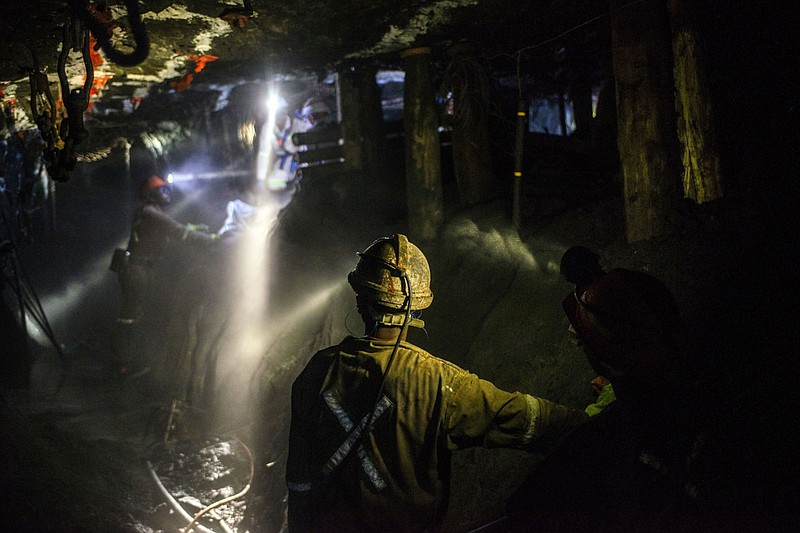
24;240;127;348
255;89;281;183
209;199;279;423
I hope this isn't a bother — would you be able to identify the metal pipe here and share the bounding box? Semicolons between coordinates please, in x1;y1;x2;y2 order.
146;460;220;533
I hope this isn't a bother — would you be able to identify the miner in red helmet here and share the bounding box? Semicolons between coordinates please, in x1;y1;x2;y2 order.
111;175;219;378
560;246;686;400
505;247;800;532
503;246;726;532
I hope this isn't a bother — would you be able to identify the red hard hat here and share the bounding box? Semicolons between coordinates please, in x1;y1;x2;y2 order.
139;175;167;199
562;268;685;375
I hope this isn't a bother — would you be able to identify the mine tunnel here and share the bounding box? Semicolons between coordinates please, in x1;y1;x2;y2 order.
1;1;799;532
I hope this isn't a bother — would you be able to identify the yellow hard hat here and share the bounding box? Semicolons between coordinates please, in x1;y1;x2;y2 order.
348;234;433;311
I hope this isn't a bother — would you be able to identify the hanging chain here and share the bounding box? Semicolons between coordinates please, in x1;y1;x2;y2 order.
59;16;93;131
28;46;63;160
27;1;147;183
47;14;94;182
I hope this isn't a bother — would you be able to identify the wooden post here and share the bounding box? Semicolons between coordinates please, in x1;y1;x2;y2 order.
558;87;568;136
446;41;495;207
571;81;593;139
610;0;681;242
357;65;395;212
591;55;619;172
338;69;364;172
358;64;387;179
667;0;724;203
401;47;443;241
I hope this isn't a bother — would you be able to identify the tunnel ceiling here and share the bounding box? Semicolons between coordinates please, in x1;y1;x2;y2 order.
1;0;606;153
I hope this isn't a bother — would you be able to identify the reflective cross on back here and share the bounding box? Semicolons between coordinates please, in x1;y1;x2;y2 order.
322;389;393;491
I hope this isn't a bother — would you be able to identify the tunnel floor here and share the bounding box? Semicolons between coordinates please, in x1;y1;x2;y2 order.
2;340;257;533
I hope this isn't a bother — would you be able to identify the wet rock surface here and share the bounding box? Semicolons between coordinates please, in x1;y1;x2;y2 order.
148;436;252;532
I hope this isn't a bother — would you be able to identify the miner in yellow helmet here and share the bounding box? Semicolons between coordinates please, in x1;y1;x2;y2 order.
286;234;587;532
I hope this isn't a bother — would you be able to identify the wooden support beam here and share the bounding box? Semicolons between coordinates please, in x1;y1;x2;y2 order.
401;46;443;241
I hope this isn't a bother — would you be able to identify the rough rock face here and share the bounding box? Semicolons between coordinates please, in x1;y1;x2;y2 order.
0;0;606;148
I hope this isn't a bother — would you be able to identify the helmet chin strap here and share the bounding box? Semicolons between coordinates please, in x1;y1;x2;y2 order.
371;307;425;329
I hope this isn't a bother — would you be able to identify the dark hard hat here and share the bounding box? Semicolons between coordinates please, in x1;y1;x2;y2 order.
348;234;433;311
562;267;685;375
560;246;603;284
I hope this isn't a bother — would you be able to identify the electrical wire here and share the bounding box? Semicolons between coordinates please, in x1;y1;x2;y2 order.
143;401;256;533
364;271;412;430
184;437;255;533
0;194;65;363
146;460;219;533
505;0;652;99
344;304;372;337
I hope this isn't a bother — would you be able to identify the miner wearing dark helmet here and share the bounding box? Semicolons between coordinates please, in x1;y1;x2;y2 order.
504;246;731;533
560;245;687;399
111;175;219;378
286;234;587;533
